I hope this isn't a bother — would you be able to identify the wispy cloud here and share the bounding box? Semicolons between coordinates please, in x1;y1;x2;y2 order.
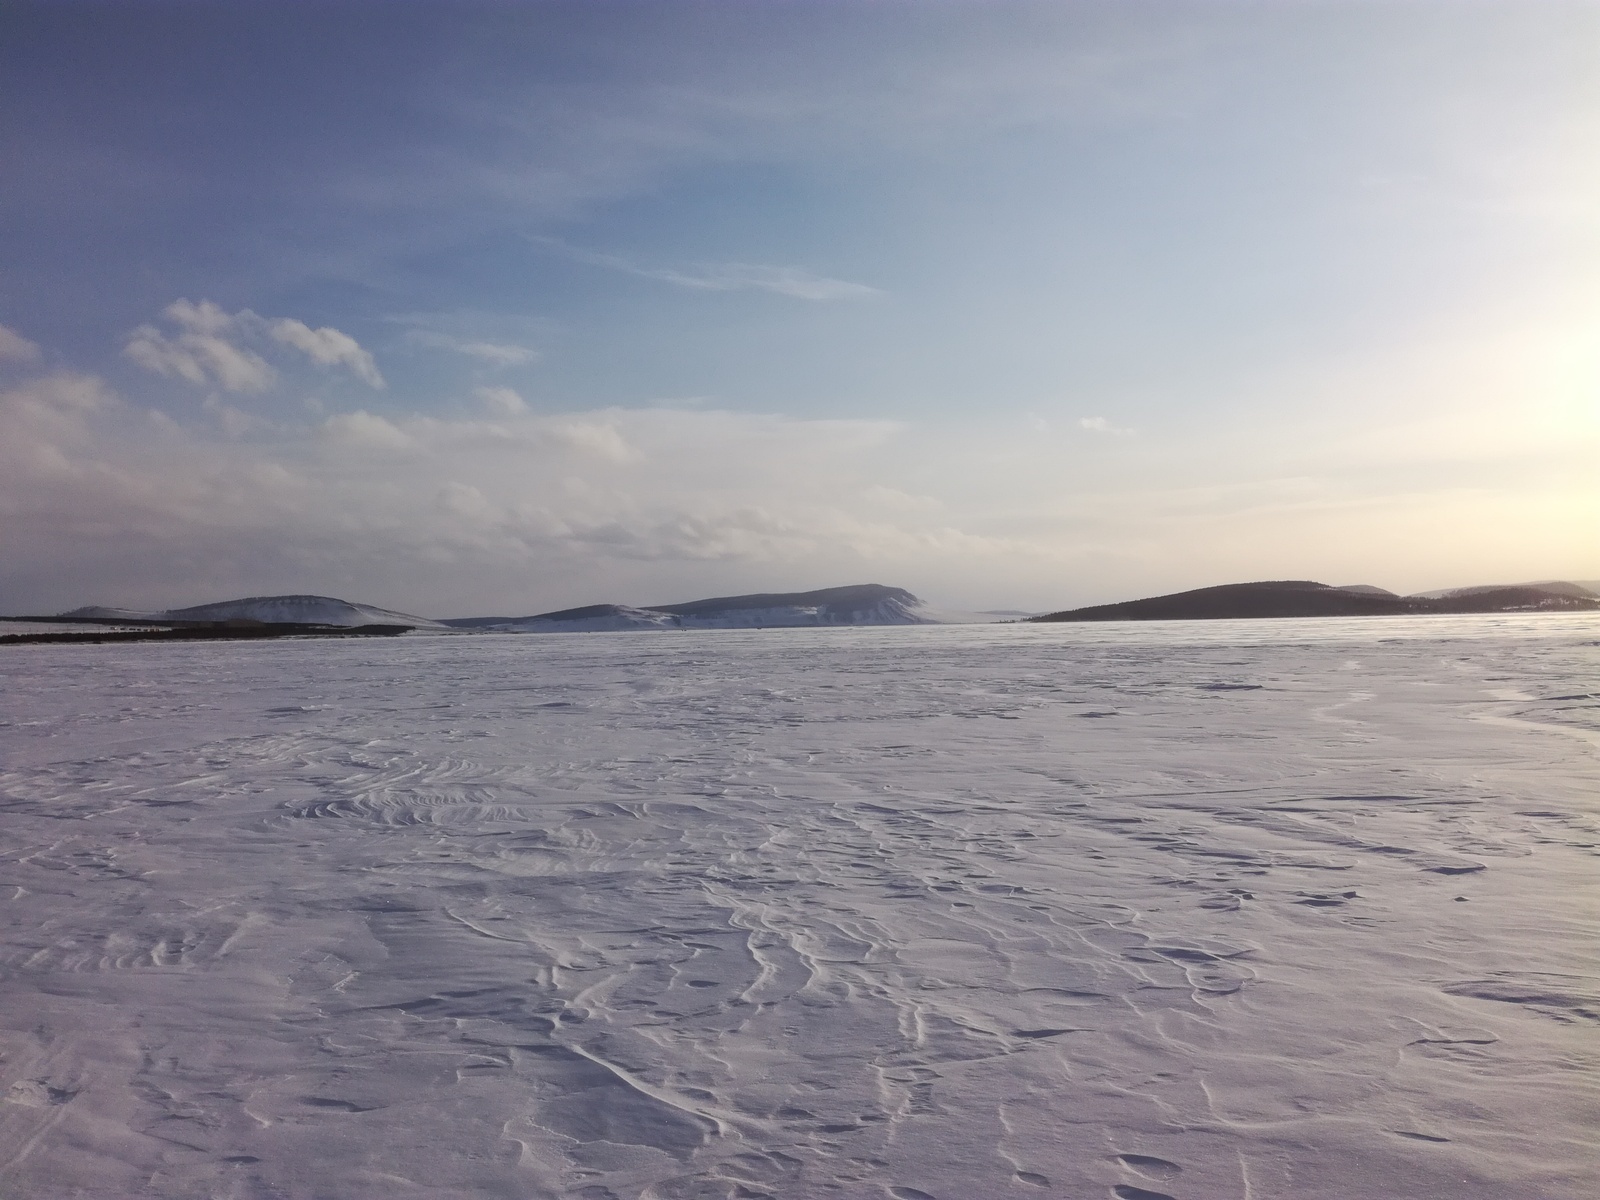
125;300;277;392
268;318;384;387
0;323;42;364
408;330;540;366
473;385;528;416
1079;416;1135;436
321;409;412;450
530;237;880;301
123;300;383;392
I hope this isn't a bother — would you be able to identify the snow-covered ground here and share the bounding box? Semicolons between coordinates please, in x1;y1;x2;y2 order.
1;616;1596;1199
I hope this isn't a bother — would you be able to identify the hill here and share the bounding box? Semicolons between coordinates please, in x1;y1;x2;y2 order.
1031;580;1600;623
60;595;444;629
443;584;938;632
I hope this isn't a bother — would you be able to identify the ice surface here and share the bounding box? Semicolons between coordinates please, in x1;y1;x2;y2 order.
1;615;1597;1198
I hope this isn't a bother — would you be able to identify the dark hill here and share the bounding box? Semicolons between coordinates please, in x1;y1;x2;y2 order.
1427;585;1600;614
1032;580;1599;623
443;604;631;629
647;583;918;619
441;584;929;630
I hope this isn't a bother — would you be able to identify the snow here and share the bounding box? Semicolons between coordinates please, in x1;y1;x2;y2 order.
60;606;164;621
1;615;1597;1198
494;600;1002;632
164;594;446;628
452;583;974;631
496;604;683;633
64;594;446;629
1410;581;1599;601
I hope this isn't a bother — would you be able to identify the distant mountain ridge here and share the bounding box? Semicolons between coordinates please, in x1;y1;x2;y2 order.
1411;579;1598;601
1031;579;1600;623
442;583;937;632
63;595;445;629
37;576;1598;637
38;584;980;634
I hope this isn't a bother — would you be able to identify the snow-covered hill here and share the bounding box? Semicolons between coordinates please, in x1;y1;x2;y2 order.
485;604;682;633
61;606;163;621
64;595;444;629
446;584;955;632
1408;580;1599;601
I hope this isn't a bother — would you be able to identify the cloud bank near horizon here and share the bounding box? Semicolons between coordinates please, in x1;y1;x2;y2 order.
1;307;1593;617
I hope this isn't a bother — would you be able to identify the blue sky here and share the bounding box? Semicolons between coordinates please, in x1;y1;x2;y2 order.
2;1;1596;615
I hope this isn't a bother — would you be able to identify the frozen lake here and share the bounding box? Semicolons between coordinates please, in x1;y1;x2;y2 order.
1;617;1597;1199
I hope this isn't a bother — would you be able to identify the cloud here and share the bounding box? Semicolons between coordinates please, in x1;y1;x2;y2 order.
530;237;879;300
410;330;540;366
202;395;264;438
639;263;881;300
863;485;942;512
0;377;981;613
321;410;412;450
0;323;43;364
474;385;528;416
269;319;384;387
4;306;1598;616
437;481;496;521
159;298;228;335
125;301;277;393
542;418;637;463
1079;416;1135;435
1;370;114;425
454;341;539;365
123;300;382;392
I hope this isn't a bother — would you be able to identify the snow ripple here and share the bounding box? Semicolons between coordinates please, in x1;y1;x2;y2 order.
0;617;1597;1198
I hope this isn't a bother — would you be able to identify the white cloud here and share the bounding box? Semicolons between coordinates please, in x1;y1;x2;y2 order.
202;395;264;438
0;384;995;613
4;307;1598;615
1;370;114;424
269;319;384;388
530;237;879;300
1079;416;1135;435
124;306;277;393
123;300;382;392
437;481;497;521
410;331;540;366
474;385;528;416
458;341;539;365
641;262;881;301
863;485;941;512
165;298;234;335
0;323;43;364
542;419;637;462
321;410;413;450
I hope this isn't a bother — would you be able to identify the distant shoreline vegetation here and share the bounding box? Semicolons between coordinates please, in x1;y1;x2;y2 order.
0;620;412;646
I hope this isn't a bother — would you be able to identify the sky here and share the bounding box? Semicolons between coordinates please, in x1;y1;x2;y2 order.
2;0;1597;617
